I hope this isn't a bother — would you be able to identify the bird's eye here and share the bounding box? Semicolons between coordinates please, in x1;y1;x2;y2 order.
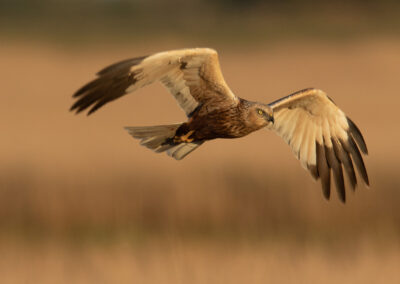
258;109;264;116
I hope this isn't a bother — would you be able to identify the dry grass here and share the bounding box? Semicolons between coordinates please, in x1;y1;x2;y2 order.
0;239;399;284
1;39;400;283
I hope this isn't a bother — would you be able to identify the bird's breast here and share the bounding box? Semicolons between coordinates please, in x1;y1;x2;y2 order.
187;107;254;140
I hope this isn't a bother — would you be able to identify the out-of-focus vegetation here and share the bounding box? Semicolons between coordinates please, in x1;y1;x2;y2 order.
1;1;400;282
0;167;399;244
1;0;400;44
1;38;399;245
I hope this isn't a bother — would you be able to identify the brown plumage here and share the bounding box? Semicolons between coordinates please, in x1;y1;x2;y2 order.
71;48;369;202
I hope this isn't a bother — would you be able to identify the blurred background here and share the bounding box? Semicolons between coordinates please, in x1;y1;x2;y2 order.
1;0;400;283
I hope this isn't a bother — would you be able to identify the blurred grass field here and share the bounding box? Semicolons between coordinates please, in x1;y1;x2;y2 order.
1;38;400;283
1;0;400;280
1;240;399;283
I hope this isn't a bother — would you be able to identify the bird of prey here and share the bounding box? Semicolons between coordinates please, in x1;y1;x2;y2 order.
71;48;369;202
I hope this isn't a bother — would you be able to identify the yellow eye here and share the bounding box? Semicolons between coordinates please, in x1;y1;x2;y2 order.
258;109;264;115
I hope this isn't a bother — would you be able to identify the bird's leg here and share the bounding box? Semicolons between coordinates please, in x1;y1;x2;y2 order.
174;130;195;143
180;130;195;143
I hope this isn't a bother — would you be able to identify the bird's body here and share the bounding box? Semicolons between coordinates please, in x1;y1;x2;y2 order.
175;99;272;142
71;48;369;202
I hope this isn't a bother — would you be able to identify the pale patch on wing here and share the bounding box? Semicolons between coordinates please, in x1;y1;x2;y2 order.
160;68;198;117
71;48;238;116
268;88;369;202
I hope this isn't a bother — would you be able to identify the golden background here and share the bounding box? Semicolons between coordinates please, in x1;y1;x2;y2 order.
1;1;399;283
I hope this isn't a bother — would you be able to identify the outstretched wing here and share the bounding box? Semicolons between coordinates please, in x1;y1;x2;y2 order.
268;88;369;202
71;48;238;116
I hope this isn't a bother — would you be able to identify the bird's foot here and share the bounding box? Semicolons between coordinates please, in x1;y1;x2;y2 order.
174;130;195;143
184;137;194;143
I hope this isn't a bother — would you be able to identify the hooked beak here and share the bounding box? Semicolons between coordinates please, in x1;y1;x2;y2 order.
268;114;274;124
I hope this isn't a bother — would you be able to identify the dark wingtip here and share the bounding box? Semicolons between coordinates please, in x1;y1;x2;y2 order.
308;164;319;180
347;117;368;155
69;106;78;114
317;142;331;200
331;137;358;195
322;181;331;200
73;88;84;98
341;136;369;187
69;103;79;113
96;56;146;76
69;98;89;115
73;78;101;98
364;173;370;187
338;189;346;203
70;107;86;116
87;106;99;115
325;144;346;203
71;56;146;116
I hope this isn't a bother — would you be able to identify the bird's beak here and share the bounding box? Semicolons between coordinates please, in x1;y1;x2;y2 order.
268;114;274;124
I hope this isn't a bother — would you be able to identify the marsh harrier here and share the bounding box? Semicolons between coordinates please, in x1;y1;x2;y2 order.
71;48;369;202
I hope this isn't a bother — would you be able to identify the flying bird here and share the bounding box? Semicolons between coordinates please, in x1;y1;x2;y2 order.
71;48;369;202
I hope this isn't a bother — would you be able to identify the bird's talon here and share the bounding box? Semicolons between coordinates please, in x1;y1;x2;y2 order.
175;130;194;143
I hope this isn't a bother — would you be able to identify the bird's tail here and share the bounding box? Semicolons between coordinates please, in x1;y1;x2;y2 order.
124;123;204;160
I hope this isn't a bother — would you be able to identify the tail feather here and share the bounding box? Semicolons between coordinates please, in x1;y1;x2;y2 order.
140;136;169;149
125;124;180;138
124;124;203;160
166;141;204;160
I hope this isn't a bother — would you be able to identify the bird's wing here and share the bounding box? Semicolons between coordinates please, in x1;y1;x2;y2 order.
71;48;238;116
268;88;369;202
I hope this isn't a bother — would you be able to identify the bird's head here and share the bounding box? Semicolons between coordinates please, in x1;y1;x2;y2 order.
246;103;274;129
